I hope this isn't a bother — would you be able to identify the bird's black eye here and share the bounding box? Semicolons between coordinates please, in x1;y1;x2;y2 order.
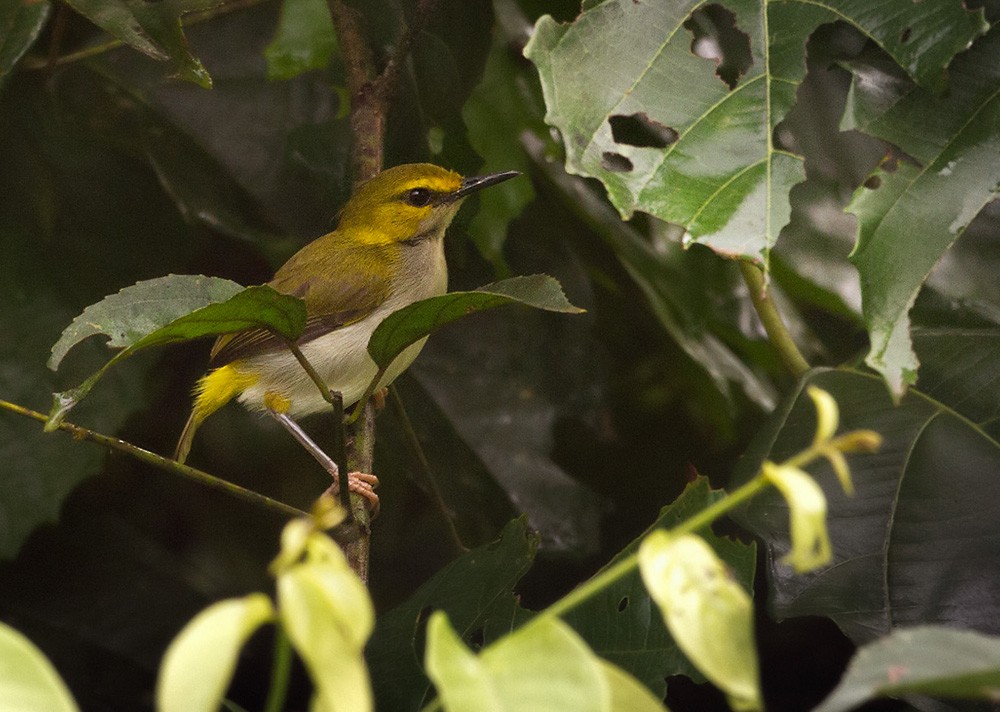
405;187;432;207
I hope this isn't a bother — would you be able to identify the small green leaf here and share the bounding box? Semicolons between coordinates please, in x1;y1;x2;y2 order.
426;612;610;712
277;538;374;712
762;462;832;573
367;275;583;371
639;532;761;712
264;0;337;80
0;621;79;712
0;0;50;88
156;593;274;712
814;626;1000;712
60;0;216;87
49;275;243;370
46;276;306;428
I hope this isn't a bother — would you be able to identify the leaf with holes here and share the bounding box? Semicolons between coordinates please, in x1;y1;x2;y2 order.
843;30;1000;397
525;0;987;266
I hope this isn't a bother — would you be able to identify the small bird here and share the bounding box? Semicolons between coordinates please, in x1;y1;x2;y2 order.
174;163;519;506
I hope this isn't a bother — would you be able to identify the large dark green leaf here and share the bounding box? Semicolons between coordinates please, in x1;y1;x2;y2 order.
562;476;756;697
844;28;1000;396
525;0;986;265
0;0;50;88
734;365;1000;643
367;518;539;712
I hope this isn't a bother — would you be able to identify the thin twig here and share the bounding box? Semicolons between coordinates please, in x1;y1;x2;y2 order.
388;386;467;553
0;399;307;520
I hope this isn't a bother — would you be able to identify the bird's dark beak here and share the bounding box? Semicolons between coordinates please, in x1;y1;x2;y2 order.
452;170;521;200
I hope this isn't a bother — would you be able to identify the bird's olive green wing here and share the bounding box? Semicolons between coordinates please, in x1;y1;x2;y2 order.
210;237;392;365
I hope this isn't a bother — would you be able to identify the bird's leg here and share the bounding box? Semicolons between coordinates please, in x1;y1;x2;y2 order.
267;409;379;513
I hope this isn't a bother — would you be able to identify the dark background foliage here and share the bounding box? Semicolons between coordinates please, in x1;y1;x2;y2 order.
1;0;998;710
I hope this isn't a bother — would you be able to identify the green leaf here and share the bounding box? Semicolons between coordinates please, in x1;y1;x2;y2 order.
0;0;50;88
844;29;1000;396
599;661;671;712
462;7;544;272
525;0;987;266
814;626;1000;712
46;276;305;428
367;275;583;371
367;519;539;712
639;532;761;712
156;593;274;712
263;0;337;81
48;275;241;370
911;328;1000;441
425;612;610;712
61;0;216;87
522;133;777;412
277;541;374;712
0;621;79;712
561;476;756;696
734;366;1000;644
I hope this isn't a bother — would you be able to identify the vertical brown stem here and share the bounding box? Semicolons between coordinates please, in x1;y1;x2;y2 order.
326;0;440;582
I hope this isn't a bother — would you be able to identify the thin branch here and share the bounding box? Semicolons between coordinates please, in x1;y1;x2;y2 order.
388;386;467;553
739;260;811;378
0;398;306;520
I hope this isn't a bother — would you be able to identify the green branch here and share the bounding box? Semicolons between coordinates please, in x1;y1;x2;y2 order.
739;261;811;377
0;398;306;520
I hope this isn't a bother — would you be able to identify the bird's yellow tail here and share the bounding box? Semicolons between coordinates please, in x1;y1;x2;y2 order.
173;365;259;463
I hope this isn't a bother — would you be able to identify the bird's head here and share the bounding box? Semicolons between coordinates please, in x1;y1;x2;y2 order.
338;163;519;246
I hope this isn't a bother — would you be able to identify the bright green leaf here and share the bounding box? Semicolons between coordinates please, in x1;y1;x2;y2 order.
264;0;337;81
814;626;1000;712
424;612;501;712
599;661;671;712
46;277;306;428
0;0;50;88
277;544;374;712
639;532;761;712
156;593;274;712
0;622;78;712
426;612;610;712
525;0;987;266
367;275;583;371
844;30;1000;397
